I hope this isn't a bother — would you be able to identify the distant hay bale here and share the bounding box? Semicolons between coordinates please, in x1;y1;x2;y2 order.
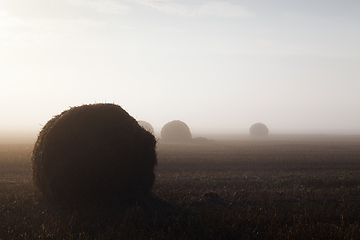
138;120;154;134
249;122;269;137
161;120;192;142
31;103;157;203
191;137;213;143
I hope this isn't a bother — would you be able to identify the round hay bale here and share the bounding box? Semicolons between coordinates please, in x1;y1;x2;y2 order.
31;103;157;203
161;120;192;142
249;122;269;137
191;137;213;143
138;120;154;134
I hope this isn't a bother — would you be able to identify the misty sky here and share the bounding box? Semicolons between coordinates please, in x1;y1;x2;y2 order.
1;0;360;134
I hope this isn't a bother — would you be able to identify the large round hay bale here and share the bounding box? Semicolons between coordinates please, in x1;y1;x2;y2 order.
138;120;154;134
161;120;192;142
31;103;157;203
249;122;269;137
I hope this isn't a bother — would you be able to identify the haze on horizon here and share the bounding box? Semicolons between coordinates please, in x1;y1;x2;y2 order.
1;0;360;138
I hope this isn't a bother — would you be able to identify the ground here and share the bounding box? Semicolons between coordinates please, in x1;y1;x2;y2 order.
1;134;360;239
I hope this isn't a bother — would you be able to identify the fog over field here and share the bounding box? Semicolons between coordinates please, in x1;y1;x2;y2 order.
1;0;360;140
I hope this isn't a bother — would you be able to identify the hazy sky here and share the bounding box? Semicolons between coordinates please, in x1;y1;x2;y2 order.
1;0;360;134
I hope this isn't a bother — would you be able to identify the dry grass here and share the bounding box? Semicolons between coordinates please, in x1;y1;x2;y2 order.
1;135;360;239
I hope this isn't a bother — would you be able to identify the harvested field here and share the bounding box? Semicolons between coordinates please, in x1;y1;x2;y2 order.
1;135;360;239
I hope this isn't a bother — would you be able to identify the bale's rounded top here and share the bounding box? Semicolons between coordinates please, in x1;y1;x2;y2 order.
138;120;154;134
161;120;192;142
249;122;269;137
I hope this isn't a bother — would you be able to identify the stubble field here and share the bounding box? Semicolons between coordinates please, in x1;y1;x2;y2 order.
1;135;360;239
